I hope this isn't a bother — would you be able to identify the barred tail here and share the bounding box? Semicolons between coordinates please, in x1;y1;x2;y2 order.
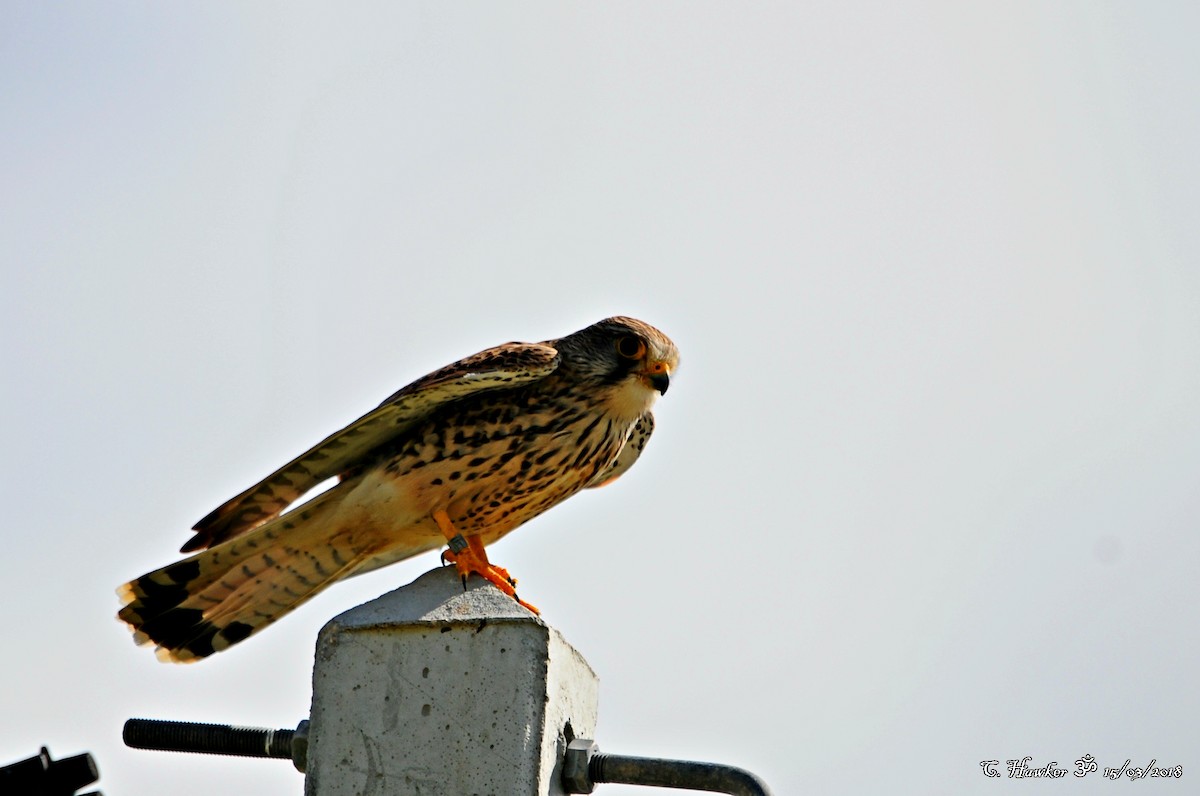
117;489;368;663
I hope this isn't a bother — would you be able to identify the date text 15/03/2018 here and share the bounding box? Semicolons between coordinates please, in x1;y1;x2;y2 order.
979;756;1183;780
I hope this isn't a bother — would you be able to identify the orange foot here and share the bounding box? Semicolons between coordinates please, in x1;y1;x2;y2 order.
433;511;540;614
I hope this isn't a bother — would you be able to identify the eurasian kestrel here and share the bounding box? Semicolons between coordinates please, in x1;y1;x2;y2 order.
118;316;678;662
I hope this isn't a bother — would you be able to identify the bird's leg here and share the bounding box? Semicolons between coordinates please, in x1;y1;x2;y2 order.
432;509;539;614
464;534;516;586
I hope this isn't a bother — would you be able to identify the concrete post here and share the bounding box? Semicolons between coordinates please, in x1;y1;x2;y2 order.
304;567;599;796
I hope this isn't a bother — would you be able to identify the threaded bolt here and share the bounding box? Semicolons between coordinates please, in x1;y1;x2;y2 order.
123;718;296;761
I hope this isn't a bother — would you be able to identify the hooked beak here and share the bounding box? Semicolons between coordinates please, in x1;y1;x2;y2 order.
640;361;671;395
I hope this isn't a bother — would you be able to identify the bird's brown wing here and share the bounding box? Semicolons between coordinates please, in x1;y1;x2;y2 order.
586;411;655;488
181;342;560;552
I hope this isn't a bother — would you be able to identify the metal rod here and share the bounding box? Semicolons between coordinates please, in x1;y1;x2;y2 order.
123;718;294;760
558;737;772;796
589;753;772;795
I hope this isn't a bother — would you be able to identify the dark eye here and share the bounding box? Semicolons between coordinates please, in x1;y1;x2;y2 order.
614;335;646;360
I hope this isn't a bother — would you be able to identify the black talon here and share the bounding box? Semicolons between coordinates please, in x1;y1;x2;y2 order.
461;575;468;591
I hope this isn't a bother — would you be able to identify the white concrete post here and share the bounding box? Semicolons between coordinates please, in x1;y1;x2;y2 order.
303;567;599;796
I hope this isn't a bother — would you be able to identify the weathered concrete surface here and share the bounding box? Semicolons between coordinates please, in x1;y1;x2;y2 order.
304;567;599;796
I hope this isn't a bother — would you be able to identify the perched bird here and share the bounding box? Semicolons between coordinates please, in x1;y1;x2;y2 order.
118;316;678;662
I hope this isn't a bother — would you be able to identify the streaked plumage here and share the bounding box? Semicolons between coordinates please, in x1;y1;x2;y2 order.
117;316;678;662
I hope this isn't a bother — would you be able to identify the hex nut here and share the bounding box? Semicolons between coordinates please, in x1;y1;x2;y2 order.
291;720;309;772
561;739;599;793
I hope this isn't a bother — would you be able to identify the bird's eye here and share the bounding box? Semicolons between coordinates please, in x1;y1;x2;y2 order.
614;335;646;360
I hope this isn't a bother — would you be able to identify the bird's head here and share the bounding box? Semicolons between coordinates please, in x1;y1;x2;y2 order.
553;316;679;418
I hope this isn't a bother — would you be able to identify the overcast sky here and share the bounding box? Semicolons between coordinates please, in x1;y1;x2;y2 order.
3;3;1199;794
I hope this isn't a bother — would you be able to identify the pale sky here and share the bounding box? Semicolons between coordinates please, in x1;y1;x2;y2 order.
3;3;1199;794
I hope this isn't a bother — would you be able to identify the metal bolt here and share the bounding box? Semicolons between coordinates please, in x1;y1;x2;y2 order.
123;718;310;772
561;738;773;795
562;738;599;793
